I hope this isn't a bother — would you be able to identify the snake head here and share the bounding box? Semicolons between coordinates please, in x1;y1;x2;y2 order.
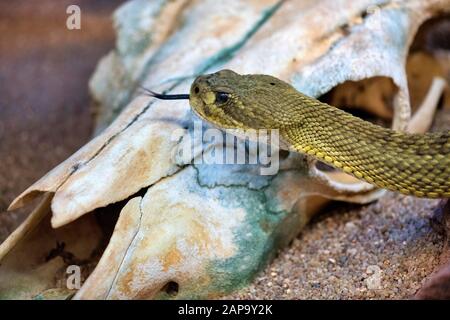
189;69;295;130
189;69;245;129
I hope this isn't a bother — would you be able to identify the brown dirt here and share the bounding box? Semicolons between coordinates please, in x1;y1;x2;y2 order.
227;195;445;299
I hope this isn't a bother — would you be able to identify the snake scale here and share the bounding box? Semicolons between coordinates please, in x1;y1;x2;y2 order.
148;69;450;198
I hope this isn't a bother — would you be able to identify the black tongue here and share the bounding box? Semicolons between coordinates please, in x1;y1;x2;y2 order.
139;86;190;100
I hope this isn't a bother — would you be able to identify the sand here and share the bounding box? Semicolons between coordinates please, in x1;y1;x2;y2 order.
227;194;445;299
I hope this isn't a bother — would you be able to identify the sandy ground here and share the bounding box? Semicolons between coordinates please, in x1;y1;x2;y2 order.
227;195;445;299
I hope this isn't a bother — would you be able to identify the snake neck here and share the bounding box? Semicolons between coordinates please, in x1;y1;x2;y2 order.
281;97;450;198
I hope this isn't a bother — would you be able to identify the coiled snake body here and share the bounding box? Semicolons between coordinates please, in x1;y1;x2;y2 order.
149;70;450;198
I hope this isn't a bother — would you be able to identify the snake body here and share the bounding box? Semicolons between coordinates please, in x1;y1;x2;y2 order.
184;70;450;198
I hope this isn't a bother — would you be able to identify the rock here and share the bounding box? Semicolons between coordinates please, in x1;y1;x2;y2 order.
415;201;450;299
415;264;450;299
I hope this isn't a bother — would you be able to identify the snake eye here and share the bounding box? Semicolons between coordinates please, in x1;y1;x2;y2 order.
215;92;230;104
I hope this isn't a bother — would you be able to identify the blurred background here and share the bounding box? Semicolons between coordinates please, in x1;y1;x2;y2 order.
0;0;125;240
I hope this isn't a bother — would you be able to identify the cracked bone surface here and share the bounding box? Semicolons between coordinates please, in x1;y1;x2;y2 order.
1;0;449;299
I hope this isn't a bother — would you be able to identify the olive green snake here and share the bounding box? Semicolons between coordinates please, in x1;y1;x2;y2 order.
147;69;450;198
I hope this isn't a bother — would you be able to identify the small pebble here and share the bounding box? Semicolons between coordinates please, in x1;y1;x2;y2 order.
225;194;444;299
